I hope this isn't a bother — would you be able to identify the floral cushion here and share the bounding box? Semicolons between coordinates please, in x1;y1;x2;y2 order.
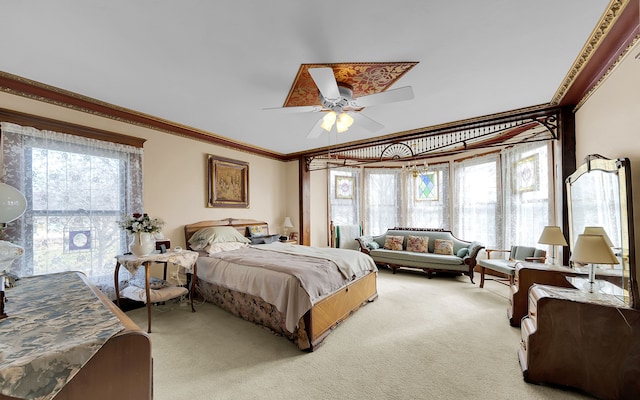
406;235;429;253
248;225;267;237
383;235;404;251
433;239;454;255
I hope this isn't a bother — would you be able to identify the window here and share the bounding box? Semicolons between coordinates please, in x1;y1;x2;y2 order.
328;168;361;226
404;164;450;230
501;143;552;248
1;122;143;281
363;169;401;236
454;155;500;247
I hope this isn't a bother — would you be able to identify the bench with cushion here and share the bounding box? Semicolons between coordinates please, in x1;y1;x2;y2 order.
356;228;484;284
478;245;546;288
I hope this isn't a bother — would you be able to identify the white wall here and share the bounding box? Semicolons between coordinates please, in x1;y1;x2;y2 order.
0;92;293;248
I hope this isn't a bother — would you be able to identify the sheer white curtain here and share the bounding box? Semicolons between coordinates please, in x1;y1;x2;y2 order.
0;122;143;286
328;167;362;226
501;142;552;249
363;168;401;236
453;154;500;246
404;163;450;230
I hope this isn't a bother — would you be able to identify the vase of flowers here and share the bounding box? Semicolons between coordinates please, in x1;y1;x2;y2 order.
118;213;165;257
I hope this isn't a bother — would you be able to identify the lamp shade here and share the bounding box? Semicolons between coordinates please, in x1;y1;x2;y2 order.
0;183;26;224
570;234;619;264
583;226;614;247
537;226;568;246
283;217;293;228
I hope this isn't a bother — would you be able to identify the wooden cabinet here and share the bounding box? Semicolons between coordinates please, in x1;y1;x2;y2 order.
508;262;579;326
519;284;640;400
0;272;152;400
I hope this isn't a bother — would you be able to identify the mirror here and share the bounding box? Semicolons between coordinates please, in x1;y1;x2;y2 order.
566;154;637;307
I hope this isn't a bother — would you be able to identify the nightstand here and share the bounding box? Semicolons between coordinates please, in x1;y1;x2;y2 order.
114;250;198;333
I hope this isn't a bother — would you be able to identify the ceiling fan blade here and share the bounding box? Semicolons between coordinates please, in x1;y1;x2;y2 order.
308;67;341;100
306;117;326;139
350;112;384;133
354;86;414;108
263;105;322;113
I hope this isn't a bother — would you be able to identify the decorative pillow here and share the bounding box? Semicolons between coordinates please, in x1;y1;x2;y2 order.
383;235;404;251
456;247;469;258
433;239;454;255
367;241;380;250
188;226;250;250
205;241;247;255
248;225;267;237
249;234;280;245
406;235;429;253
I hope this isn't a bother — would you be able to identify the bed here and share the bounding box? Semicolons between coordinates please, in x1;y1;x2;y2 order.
184;218;378;351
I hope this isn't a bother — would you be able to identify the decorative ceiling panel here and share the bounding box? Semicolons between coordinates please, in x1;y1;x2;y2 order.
283;62;418;107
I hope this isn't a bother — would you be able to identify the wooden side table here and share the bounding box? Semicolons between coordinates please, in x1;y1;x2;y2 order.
114;250;198;333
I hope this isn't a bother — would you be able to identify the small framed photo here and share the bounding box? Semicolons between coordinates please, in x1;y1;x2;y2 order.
289;232;299;242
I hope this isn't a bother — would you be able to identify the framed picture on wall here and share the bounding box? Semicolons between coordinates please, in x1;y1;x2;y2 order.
207;154;249;208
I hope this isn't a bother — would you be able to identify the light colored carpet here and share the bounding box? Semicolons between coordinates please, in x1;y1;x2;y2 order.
126;269;592;400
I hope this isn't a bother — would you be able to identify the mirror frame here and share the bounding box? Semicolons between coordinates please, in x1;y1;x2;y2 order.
566;154;637;308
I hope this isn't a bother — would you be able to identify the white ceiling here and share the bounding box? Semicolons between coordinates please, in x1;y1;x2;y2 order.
0;1;610;155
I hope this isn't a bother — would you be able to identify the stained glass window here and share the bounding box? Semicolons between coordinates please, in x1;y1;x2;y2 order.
416;172;438;201
515;154;539;193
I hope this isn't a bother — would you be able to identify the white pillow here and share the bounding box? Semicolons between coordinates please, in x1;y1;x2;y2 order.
205;241;247;255
188;226;250;250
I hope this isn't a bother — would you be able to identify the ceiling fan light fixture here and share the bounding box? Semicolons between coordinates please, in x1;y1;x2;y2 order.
336;112;354;133
321;111;337;131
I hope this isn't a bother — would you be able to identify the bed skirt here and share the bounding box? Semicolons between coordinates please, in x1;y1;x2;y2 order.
196;270;378;351
196;280;312;350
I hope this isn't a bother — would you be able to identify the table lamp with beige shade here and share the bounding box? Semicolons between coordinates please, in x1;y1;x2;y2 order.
537;225;568;265
570;234;619;292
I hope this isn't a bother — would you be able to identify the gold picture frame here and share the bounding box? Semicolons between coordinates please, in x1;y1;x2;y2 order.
207;154;249;208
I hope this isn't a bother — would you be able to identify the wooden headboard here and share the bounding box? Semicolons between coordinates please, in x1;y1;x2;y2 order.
183;218;270;249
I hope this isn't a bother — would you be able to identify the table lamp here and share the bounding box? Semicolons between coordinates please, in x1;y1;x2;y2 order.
570;234;619;292
283;217;293;238
537;226;568;265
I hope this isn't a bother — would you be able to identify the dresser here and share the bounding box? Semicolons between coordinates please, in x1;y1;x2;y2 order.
508;262;579;326
0;272;152;400
519;284;640;399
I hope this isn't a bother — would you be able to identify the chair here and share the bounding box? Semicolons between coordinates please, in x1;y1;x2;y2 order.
329;221;362;250
479;245;546;288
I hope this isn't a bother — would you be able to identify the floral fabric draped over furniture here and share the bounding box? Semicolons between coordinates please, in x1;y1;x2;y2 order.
0;122;143;298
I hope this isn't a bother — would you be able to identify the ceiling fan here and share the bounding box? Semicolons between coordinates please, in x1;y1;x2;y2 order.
265;67;414;139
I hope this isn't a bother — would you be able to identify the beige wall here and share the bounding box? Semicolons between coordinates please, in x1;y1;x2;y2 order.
0;92;295;248
574;38;640;254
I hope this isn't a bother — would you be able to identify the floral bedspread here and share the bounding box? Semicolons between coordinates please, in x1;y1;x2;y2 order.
0;272;125;400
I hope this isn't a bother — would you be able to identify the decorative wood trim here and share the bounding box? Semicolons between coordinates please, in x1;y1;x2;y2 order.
0;108;146;148
552;0;639;107
0;71;286;160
